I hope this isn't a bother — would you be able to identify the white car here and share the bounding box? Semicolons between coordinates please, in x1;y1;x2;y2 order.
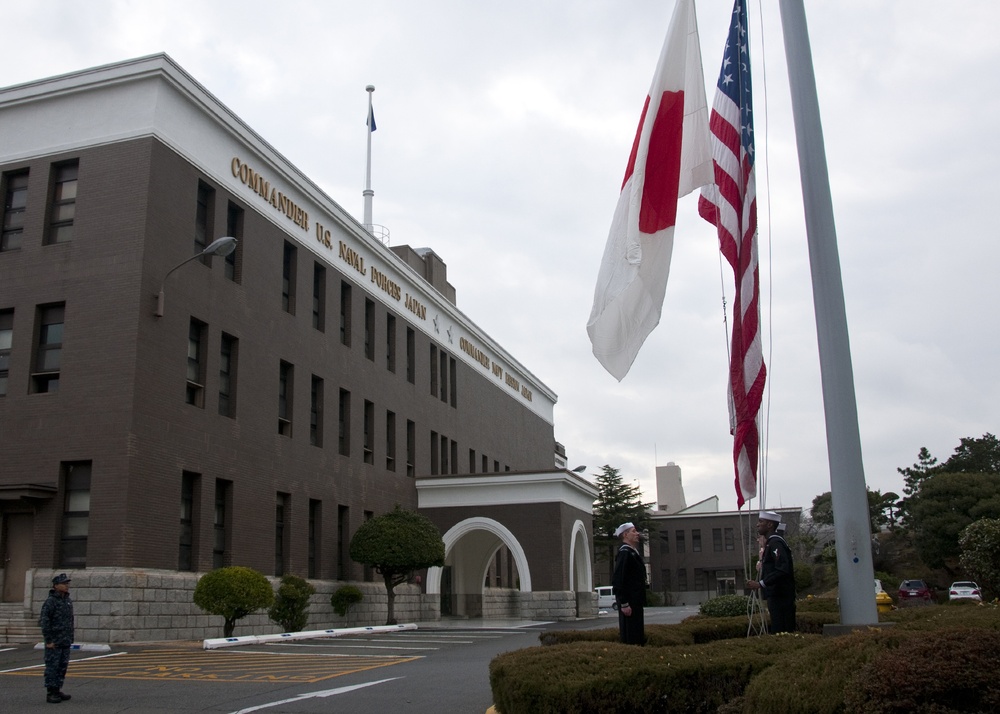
595;586;615;609
948;581;982;602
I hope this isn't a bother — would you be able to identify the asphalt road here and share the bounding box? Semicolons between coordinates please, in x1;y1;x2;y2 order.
0;606;699;713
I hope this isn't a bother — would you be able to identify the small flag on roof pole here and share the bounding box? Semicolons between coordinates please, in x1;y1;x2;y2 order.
587;0;713;381
367;104;376;132
698;0;765;508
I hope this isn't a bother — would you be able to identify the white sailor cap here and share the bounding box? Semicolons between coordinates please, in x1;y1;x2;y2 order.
614;522;636;538
758;510;781;523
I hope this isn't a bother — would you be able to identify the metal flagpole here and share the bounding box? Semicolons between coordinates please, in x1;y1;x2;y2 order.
363;84;375;230
777;0;878;627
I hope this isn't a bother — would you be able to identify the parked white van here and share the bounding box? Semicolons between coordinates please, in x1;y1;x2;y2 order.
595;586;615;609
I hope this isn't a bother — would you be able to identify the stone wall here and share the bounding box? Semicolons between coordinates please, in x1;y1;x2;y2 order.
30;569;437;644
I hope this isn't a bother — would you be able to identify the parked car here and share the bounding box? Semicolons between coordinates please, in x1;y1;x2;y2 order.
948;581;982;602
898;579;934;604
595;586;615;609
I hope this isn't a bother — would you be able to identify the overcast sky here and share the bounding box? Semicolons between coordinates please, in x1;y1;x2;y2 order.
6;1;997;513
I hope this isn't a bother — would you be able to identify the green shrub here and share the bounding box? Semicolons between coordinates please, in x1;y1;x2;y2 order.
267;574;316;632
795;596;839;613
193;566;274;638
331;585;364;617
699;595;750;618
794;562;813;591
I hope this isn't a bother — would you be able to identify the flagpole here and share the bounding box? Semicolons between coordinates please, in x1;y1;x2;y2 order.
778;0;878;627
363;84;375;230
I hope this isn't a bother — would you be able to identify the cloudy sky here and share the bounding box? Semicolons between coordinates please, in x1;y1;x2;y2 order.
6;1;997;513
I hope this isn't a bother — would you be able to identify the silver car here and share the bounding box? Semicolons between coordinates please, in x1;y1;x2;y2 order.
948;581;982;602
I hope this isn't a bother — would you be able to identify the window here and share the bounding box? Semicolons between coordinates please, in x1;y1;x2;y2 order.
179;471;199;572
195;181;214;260
439;350;448;402
386;315;396;373
278;361;293;436
406;420;415;478
363;400;374;464
469;449;476;473
213;479;231;569
661;569;672;591
713;528;723;553
692;529;702;553
310;375;324;447
363;510;374;582
675;530;686;554
338;389;351;456
312;263;326;331
451;439;458;475
219;333;237;418
482;454;488;473
32;303;64;393
308;499;321;579
660;530;670;554
60;461;91;568
440;434;449;474
275;493;290;577
364;299;375;361
716;570;737;597
186;318;206;407
0;309;12;396
225;202;243;282
694;569;707;590
337;505;349;580
677;568;688;591
2;171;28;251
724;527;735;551
46;162;78;244
386;410;396;471
450;356;458;407
429;345;438;396
430;430;439;475
406;328;415;384
282;241;297;314
340;281;352;346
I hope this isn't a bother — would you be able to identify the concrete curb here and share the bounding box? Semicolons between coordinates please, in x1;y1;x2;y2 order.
32;642;112;652
202;623;418;649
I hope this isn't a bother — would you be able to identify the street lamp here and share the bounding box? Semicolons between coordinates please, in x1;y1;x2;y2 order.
154;236;237;318
571;465;587;473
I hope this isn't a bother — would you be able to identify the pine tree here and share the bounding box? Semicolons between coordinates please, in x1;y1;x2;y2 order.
591;465;653;581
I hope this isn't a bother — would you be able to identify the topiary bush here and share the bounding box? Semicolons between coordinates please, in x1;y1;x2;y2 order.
699;594;751;618
331;585;364;618
193;566;274;638
267;574;316;632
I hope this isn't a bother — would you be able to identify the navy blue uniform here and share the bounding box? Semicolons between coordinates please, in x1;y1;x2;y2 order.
612;543;647;645
759;534;796;632
39;587;75;692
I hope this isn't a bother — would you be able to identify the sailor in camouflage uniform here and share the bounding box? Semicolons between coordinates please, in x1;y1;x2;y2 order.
39;573;75;704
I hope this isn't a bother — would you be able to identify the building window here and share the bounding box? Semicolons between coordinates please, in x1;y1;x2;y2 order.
716;570;737;596
338;389;351;456
312;263;326;331
363;510;374;582
32;303;64;393
46;161;78;245
310;375;324;447
386;315;396;373
713;528;723;553
282;241;297;314
660;530;670;554
386;410;396;471
661;569;672;591
59;461;91;568
364;299;375;361
675;530;686;554
275;493;290;577
363;400;374;464
451;439;458;475
406;328;415;384
449;356;458;407
724;527;735;551
278;360;293;436
430;430;439;475
482;454;488;473
179;471;199;572
308;499;321;579
469;449;476;473
337;505;349;580
692;529;702;553
340;281;352;346
0;309;12;396
225;201;243;282
213;479;231;569
219;333;237;418
406;420;415;477
694;569;708;590
186;318;206;407
440;434;449;474
494;459;500;472
439;350;448;402
195;181;214;260
1;171;28;251
677;568;688;591
429;345;438;397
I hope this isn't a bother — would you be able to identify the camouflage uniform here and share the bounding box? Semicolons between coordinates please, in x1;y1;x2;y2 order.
39;585;75;696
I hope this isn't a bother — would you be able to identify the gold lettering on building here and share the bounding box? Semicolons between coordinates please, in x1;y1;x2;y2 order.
459;337;490;369
231;157;309;231
405;294;427;321
370;265;402;301
338;240;367;276
315;222;333;249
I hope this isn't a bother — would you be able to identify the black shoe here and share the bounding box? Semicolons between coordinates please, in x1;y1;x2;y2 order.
58;692;71;701
46;691;63;704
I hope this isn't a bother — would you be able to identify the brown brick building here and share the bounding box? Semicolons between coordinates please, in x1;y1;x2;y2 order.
0;55;596;640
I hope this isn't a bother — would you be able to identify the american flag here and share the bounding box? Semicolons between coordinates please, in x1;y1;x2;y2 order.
698;0;765;508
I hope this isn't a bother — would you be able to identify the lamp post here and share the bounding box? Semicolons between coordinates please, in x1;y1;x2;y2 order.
154;236;237;318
